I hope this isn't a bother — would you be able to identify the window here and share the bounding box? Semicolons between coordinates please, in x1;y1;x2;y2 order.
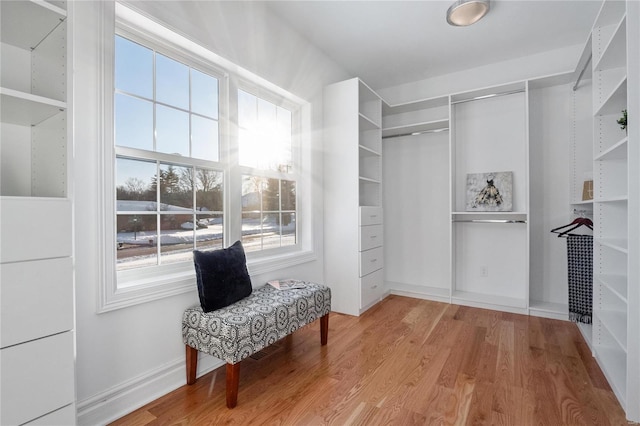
114;36;223;273
238;89;298;253
100;4;314;312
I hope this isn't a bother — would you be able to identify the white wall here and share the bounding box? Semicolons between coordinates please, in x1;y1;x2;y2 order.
377;44;584;105
72;2;349;424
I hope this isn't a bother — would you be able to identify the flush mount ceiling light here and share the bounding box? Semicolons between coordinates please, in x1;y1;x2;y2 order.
446;0;490;26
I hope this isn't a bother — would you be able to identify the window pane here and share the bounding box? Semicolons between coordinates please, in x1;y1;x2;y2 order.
196;169;223;211
263;178;279;211
277;106;293;172
242;175;262;212
156;54;189;110
238;91;293;172
241;212;262;252
192;115;219;161
156;105;189;156
281;180;296;211
115;94;153;150
115;36;152;99
261;212;281;250
258;98;276;126
158;163;193;209
116;158;157;210
116;214;157;270
195;213;223;251
160;214;194;265
282;213;296;247
238;90;257;125
191;69;218;118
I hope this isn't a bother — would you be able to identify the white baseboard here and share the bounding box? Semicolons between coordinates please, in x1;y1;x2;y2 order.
386;281;451;303
76;353;223;425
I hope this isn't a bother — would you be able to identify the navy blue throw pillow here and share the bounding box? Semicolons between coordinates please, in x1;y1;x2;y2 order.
193;240;252;312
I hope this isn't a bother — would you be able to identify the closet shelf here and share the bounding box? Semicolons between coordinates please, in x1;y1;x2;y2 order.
594;16;627;72
596;274;628;304
359;176;381;184
597;238;628;253
594;0;626;28
452;211;527;221
0;88;66;126
0;0;66;50
359;113;380;130
358;144;381;156
598;310;628;353
595;195;628;203
595;136;628;161
382;119;449;139
382;96;448;115
594;76;627;116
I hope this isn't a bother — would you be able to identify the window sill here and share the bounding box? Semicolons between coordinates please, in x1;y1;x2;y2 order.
98;249;317;313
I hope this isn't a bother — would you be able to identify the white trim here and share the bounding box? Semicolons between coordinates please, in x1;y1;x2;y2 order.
76;354;223;425
115;3;305;105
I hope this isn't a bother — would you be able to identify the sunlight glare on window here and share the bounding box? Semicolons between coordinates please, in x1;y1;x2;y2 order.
238;90;292;172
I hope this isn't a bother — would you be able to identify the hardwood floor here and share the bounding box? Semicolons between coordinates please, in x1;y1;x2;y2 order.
111;295;631;425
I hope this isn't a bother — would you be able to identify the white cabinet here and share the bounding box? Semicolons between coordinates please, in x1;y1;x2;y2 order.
588;0;639;420
0;1;75;424
324;78;385;315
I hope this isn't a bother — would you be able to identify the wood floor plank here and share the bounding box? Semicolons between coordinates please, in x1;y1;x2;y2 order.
110;295;629;426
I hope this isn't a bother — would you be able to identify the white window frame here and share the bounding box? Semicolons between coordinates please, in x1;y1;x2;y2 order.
98;3;315;313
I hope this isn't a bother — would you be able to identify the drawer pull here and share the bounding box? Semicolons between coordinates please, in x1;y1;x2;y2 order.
370;235;377;239
370;215;377;218
370;259;377;263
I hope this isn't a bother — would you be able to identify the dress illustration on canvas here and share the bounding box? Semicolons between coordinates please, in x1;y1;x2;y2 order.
465;171;513;212
472;178;503;208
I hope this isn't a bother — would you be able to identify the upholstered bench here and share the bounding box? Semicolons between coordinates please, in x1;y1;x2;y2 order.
182;281;331;408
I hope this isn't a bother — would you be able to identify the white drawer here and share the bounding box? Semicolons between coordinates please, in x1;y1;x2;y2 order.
1;332;75;426
360;246;383;277
361;269;384;309
0;197;72;263
1;257;73;348
359;206;382;226
359;224;383;251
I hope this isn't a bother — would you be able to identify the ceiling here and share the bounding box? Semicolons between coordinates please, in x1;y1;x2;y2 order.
266;1;602;91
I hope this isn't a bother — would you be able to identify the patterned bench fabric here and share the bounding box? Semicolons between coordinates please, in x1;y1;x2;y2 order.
182;281;331;364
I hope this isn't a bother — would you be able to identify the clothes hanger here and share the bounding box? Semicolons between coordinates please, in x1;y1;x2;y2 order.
550;216;593;238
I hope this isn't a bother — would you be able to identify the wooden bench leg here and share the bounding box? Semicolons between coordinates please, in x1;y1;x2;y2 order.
320;313;329;346
226;362;241;408
186;345;198;385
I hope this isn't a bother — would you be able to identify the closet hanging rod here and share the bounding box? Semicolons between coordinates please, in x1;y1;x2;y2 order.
382;128;449;140
452;219;527;224
450;89;525;105
573;54;592;92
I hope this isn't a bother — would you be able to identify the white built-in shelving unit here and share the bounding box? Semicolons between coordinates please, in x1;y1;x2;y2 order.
588;0;638;420
324;78;385;316
449;82;530;313
381;76;586;317
0;1;76;424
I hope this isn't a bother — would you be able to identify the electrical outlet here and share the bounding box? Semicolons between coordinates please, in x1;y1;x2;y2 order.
480;266;489;277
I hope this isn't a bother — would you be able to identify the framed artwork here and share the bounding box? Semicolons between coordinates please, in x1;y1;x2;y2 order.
466;171;513;211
